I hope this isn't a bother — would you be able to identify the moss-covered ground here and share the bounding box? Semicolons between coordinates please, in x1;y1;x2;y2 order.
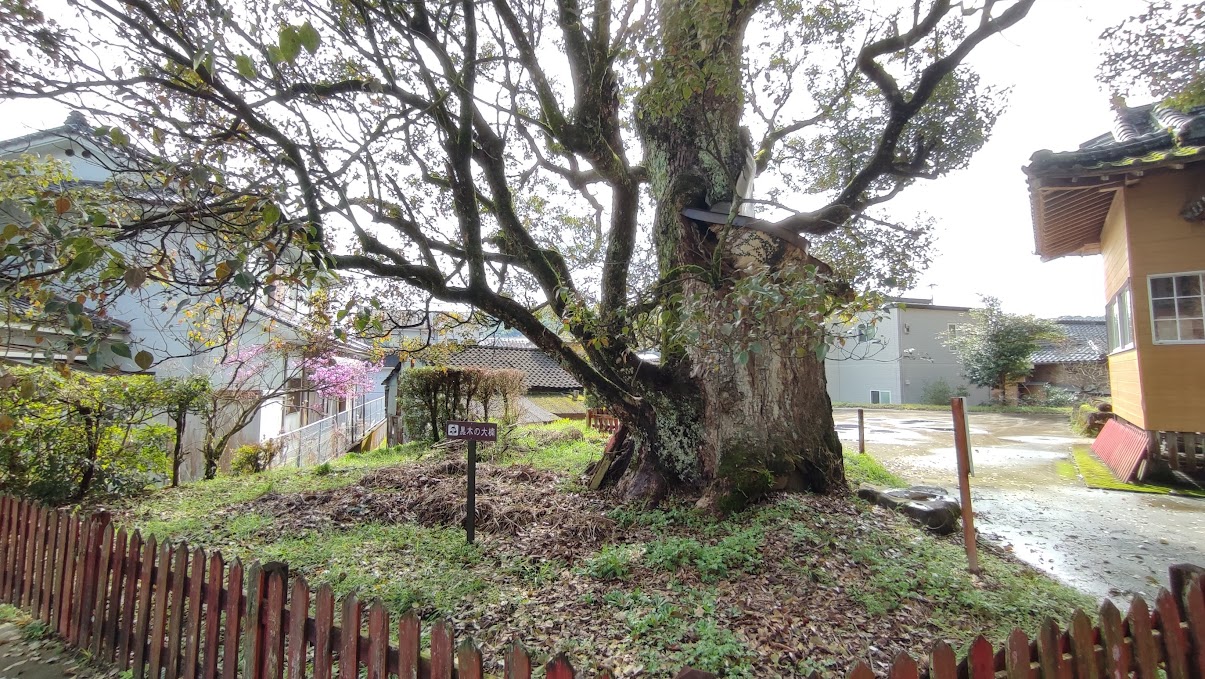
1071;446;1205;499
111;420;1092;678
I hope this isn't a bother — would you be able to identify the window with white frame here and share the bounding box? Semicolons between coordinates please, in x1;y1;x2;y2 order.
870;390;892;404
1106;283;1134;351
1149;272;1205;343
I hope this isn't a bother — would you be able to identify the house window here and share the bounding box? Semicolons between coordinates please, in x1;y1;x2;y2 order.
285;377;304;414
870;390;892;404
1106;283;1134;351
1149;272;1205;343
947;323;958;336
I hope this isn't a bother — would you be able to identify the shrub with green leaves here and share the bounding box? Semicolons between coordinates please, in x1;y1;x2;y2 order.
581;545;634;581
0;365;170;503
230;440;279;476
399;365;525;441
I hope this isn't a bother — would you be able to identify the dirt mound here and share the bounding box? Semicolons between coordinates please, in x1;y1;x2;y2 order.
238;459;615;550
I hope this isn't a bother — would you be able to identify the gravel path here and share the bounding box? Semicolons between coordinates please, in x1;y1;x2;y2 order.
835;408;1205;603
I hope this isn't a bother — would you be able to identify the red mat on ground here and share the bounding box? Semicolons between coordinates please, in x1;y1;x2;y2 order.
1091;418;1150;482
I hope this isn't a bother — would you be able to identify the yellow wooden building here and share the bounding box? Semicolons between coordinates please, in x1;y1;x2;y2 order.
1025;100;1205;479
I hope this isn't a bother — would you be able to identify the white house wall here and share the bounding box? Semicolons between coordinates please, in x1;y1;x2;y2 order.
824;311;903;404
895;306;990;405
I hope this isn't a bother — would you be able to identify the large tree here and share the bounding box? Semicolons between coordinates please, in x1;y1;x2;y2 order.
0;0;1033;505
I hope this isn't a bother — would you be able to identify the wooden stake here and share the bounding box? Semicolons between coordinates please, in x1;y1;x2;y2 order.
858;408;866;454
466;440;476;544
951;397;979;574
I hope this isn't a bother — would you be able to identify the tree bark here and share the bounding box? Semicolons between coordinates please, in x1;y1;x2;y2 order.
171;410;186;487
615;0;844;507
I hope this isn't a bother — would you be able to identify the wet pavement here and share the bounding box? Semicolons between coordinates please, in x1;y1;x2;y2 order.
835;408;1205;603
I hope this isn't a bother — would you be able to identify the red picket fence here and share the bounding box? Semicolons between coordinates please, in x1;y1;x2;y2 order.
585;409;620;434
2;494;1205;679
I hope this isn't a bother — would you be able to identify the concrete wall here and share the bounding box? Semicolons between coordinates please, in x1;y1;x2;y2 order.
896;306;989;405
824;311;902;403
824;305;988;405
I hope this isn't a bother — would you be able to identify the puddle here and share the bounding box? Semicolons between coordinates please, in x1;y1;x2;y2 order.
834;409;1205;602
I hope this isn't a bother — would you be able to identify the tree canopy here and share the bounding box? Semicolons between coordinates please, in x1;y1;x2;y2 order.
1101;1;1205;109
0;0;1036;497
942;296;1063;402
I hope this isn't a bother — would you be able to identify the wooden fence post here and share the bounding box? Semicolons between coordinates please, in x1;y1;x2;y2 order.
951;397;979;574
858;408;865;454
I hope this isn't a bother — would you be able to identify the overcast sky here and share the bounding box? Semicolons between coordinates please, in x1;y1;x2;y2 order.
892;0;1147;318
0;0;1151;319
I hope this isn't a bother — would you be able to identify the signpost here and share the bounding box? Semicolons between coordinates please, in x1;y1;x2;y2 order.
950;397;979;573
445;421;498;544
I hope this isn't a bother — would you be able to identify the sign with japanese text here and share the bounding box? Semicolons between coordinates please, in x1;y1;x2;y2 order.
446;420;498;442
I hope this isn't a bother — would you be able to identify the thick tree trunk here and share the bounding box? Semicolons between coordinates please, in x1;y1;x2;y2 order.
171;411;186;487
617;0;844;506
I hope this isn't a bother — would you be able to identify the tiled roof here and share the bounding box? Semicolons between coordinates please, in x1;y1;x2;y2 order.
1031;317;1107;365
444;345;581;390
526;393;589;416
3;293;131;333
1026;101;1205;178
1025;99;1205;260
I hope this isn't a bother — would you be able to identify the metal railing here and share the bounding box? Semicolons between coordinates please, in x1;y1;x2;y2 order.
269;396;386;468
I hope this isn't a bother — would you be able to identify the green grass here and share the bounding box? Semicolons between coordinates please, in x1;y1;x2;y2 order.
844;453;906;487
840;507;1094;634
1071;446;1205;498
499;419;609;473
0;603;51;640
834;402;1073;415
110;422;1096;676
594;495;1092;672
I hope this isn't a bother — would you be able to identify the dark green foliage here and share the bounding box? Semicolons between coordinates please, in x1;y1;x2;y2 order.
1101;2;1205;110
230;440;278;476
0;365;170;503
942;296;1064;401
399;366;525;441
581;545;634;581
919;378;969;406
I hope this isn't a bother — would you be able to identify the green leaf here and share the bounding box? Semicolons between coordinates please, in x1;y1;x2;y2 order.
67;301;83;316
109;128;130;146
815;342;829;361
110;342;132;359
232;271;254;290
262;202;281;225
86;351;104;371
298;21;320;54
89;212;107;227
1;223;17;241
235;54;258;79
279;26;302;63
134;350;154;370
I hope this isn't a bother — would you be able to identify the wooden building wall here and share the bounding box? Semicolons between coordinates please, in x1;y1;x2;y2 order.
1119;166;1205;433
1099;190;1146;428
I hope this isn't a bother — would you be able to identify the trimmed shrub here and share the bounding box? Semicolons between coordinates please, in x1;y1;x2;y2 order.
400;366;526;441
